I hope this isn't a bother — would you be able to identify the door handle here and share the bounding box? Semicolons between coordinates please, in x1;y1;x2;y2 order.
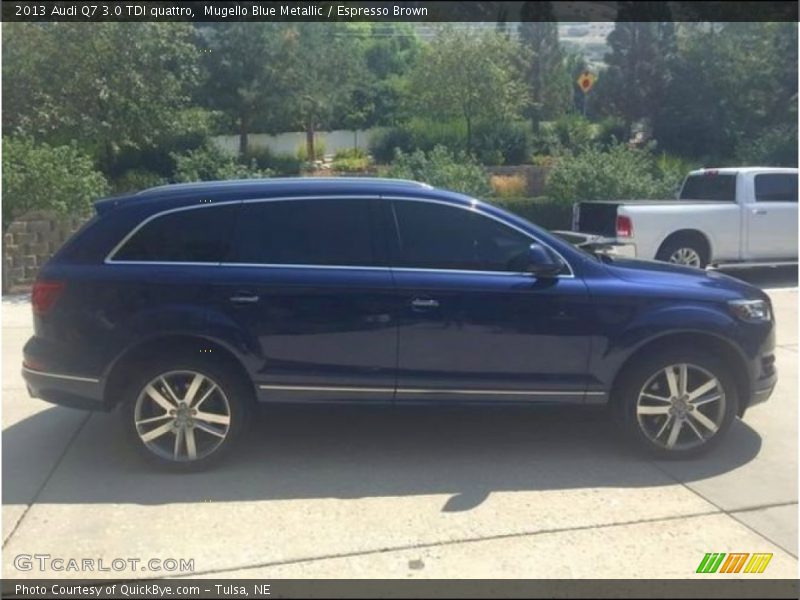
410;297;440;310
229;292;260;304
752;209;768;216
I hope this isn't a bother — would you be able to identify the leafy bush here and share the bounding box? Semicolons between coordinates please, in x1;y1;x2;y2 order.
385;145;491;197
490;174;528;198
112;169;167;194
244;146;303;176
472;121;532;166
545;143;676;204
2;137;109;229
487;196;573;230
595;116;628;148
331;155;372;173
369;127;414;163
295;138;327;162
333;147;368;160
171;143;272;183
736;123;798;167
549;114;597;151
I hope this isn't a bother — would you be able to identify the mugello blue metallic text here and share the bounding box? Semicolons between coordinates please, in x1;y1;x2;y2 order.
22;178;777;468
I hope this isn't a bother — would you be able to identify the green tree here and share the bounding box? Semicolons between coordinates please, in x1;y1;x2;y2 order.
2;23;202;173
597;6;676;137
281;23;366;160
2;137;108;231
198;23;292;155
518;4;571;129
407;27;527;151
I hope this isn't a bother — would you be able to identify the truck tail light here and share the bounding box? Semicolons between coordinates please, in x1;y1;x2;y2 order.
31;280;65;316
616;215;633;238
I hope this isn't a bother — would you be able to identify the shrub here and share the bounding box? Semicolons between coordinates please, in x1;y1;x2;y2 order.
549;114;597;151
244;146;303;176
112;169;167;194
472;121;532;166
385;145;491;197
369;127;414;164
171;142;272;183
2;137;109;229
487;196;573;230
333;147;368;160
545;143;675;204
490;174;528;198
595;116;628;148
736;123;798;167
331;155;372;173
296;137;327;162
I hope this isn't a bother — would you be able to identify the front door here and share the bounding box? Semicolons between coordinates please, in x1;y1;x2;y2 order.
387;198;593;404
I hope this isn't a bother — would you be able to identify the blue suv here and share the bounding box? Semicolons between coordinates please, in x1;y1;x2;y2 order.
22;178;777;468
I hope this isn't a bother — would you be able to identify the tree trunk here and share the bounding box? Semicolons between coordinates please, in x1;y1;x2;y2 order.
465;116;472;154
238;114;249;156
306;124;315;162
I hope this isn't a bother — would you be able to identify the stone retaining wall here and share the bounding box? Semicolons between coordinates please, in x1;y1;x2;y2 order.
3;211;89;291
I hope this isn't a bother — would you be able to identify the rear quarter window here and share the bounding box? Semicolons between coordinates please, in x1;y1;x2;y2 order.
754;173;798;202
679;174;737;202
111;204;239;262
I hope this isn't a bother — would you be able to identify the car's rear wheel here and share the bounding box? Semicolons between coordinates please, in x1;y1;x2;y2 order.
614;349;738;459
123;357;249;470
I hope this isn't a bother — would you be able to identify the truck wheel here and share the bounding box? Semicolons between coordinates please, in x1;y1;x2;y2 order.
656;237;708;268
613;348;738;459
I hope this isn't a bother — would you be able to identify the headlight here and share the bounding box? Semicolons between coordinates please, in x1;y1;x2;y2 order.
728;299;771;322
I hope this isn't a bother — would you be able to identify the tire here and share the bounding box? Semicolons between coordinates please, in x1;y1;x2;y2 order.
613;348;738;459
656;236;709;269
121;355;251;471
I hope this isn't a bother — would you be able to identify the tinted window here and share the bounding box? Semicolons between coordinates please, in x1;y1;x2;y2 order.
392;201;532;272
113;204;239;262
230;199;376;266
679;174;737;202
755;174;798;202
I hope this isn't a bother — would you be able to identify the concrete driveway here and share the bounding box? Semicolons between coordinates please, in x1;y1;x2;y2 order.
2;267;797;579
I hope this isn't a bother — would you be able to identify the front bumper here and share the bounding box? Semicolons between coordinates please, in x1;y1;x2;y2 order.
22;366;106;411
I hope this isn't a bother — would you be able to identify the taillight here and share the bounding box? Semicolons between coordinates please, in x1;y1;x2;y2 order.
31;280;65;316
616;215;633;238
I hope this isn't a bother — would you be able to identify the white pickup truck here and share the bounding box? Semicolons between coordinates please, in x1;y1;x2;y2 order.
568;167;798;268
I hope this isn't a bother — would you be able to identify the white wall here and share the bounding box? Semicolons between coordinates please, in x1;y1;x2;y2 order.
212;129;384;158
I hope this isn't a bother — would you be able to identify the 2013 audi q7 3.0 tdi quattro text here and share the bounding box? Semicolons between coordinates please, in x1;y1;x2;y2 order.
22;178;777;469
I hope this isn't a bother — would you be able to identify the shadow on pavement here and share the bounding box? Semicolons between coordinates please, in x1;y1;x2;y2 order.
715;265;798;290
2;403;762;509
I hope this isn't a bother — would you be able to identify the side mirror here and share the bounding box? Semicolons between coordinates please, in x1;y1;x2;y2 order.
526;242;564;278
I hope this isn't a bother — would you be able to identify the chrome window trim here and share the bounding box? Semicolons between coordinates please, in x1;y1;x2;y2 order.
104;193;575;278
22;367;101;384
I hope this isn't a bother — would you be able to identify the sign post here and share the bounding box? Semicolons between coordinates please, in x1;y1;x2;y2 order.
577;71;597;116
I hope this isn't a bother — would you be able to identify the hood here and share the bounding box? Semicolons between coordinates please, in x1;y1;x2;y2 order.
603;258;767;301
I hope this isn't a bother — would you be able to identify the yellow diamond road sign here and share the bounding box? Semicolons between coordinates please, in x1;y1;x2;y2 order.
577;71;596;94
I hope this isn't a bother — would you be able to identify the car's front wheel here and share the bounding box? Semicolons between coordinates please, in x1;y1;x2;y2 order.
123;357;249;470
614;348;738;459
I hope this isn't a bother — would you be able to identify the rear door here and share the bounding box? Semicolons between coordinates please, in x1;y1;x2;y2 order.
745;172;798;259
209;197;398;403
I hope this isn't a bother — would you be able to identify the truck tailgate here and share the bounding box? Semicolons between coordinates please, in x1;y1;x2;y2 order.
574;202;621;237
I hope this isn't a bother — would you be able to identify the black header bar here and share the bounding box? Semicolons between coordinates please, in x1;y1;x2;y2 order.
2;1;799;22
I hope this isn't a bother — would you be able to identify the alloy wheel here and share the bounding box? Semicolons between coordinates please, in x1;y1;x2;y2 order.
133;370;231;462
668;247;702;267
635;363;726;451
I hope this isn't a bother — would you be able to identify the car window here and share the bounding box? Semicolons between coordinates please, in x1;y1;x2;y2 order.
229;198;376;266
112;204;239;262
754;173;798;202
391;200;532;272
679;174;737;202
